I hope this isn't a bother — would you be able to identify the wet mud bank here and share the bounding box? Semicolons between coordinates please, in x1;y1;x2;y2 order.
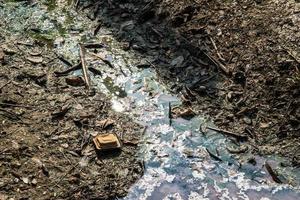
80;0;300;164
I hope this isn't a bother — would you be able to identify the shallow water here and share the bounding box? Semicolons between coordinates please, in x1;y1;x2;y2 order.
1;1;300;199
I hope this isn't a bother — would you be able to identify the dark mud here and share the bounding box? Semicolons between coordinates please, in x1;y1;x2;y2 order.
80;0;300;165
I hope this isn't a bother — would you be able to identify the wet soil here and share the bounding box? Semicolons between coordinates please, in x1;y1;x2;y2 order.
81;0;300;165
0;7;143;200
0;0;300;199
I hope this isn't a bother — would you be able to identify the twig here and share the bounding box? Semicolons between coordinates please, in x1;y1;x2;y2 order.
265;161;283;184
89;52;114;68
168;102;172;126
209;36;225;62
83;43;104;49
79;44;91;89
0;80;12;90
93;23;102;36
0;108;21;120
88;67;102;76
55;53;73;67
145;59;156;68
0;103;35;109
142;126;148;135
204;52;230;75
54;163;79;187
54;62;82;77
206;148;222;161
206;126;248;140
75;0;80;9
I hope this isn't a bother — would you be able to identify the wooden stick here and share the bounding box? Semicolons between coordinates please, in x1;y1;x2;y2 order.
79;44;91;89
206;126;248;140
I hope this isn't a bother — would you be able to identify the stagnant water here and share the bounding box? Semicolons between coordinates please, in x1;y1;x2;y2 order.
1;1;300;199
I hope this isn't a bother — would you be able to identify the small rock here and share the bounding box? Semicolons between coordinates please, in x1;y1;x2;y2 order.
243;116;252;125
260;122;270;129
61;143;69;148
1;44;17;55
21;177;29;184
31;178;37;185
171;56;184;67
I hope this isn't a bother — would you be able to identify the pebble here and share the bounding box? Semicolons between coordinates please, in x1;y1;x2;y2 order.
243;116;252;125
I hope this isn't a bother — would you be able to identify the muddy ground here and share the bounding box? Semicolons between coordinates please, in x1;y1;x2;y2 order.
0;0;300;199
0;20;143;200
81;0;300;165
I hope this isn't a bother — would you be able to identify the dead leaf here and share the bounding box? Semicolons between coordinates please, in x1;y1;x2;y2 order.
265;161;283;183
122;139;139;146
26;56;43;64
260;122;270;129
51;105;70;120
65;76;85;87
173;107;196;119
95;119;114;129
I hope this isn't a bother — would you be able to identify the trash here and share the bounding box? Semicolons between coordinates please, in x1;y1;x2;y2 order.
93;133;122;150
